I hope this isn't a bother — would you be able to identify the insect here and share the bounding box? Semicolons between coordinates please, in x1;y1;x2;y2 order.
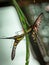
0;13;43;60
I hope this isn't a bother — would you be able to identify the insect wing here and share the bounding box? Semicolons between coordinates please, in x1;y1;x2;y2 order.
11;41;18;60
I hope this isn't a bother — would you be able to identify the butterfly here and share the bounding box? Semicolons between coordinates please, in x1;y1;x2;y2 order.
0;13;43;60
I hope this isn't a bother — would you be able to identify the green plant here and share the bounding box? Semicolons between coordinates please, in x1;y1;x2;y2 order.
12;0;30;65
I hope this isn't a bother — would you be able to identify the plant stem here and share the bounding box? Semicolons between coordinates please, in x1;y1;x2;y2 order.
12;0;30;65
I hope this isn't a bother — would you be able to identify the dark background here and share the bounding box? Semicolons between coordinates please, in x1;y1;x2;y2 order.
0;0;49;7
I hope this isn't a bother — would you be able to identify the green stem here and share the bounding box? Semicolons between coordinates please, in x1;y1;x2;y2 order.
12;0;30;65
